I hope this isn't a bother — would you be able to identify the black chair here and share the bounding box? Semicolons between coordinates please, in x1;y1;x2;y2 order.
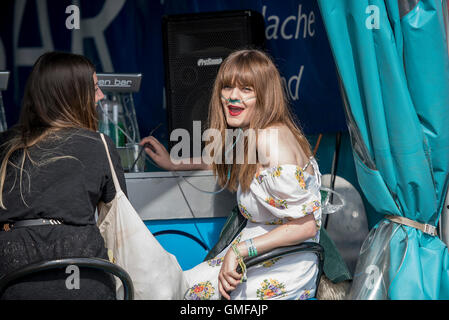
236;242;325;293
0;257;134;300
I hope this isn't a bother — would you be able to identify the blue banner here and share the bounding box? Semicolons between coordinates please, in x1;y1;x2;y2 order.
0;0;347;140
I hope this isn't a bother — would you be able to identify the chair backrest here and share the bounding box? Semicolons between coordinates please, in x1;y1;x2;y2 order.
0;257;134;300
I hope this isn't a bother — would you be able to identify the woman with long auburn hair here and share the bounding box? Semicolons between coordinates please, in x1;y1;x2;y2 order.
141;49;322;300
0;52;127;299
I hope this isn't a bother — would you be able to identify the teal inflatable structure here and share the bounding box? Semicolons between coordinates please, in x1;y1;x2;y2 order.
317;0;449;299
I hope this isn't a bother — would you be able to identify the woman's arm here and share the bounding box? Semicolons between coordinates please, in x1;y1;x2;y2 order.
139;136;211;171
237;214;317;257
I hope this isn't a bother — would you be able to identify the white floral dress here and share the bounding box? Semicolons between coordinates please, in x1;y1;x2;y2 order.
183;157;322;300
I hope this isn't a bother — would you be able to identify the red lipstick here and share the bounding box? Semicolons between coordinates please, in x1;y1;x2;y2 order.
228;105;244;116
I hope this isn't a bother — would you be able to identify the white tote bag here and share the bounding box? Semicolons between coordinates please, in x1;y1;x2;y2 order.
97;134;189;300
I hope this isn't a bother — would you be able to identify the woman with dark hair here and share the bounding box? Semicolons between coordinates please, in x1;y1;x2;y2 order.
0;52;127;300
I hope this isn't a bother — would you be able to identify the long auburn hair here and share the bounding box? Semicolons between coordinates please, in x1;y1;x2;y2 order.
0;51;99;209
208;49;312;193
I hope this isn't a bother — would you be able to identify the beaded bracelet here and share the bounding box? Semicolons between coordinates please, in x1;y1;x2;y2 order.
245;239;258;258
231;244;247;283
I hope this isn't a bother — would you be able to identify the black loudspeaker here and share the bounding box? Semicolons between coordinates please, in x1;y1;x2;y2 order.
162;10;265;154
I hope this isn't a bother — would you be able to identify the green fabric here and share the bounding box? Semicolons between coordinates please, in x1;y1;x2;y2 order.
317;0;449;299
205;205;352;283
204;206;245;261
320;228;352;283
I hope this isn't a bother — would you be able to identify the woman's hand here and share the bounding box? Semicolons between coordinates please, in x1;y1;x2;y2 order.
139;136;211;171
139;136;174;171
218;247;243;300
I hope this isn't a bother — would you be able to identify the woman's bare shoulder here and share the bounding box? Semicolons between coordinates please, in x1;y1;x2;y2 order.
257;124;309;170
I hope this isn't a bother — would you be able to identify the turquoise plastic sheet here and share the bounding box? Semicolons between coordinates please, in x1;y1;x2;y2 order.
317;0;449;299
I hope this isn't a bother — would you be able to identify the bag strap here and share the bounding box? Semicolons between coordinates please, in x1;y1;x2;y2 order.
100;133;122;193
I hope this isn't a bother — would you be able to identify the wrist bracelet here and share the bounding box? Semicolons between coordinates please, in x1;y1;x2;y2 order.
245;239;258;258
231;244;247;283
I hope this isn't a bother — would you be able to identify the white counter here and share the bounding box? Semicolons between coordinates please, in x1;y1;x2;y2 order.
125;170;237;220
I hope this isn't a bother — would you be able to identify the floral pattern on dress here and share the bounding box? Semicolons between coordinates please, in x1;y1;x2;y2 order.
301;200;321;215
183;158;322;300
255;171;266;184
295;167;306;189
186;281;215;300
264;218;284;225
207;257;224;267
266;197;288;209
261;257;282;268
299;290;312;300
239;202;254;220
256;279;287;300
271;166;283;178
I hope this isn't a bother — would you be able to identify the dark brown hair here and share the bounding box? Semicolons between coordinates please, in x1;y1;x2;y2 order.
0;51;98;208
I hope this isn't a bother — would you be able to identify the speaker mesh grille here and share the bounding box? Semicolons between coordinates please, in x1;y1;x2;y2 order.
163;11;265;151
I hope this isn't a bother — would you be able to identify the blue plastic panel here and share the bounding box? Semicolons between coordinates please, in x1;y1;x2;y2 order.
144;217;227;270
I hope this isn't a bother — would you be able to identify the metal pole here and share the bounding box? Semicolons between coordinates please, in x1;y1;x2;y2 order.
324;131;342;229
